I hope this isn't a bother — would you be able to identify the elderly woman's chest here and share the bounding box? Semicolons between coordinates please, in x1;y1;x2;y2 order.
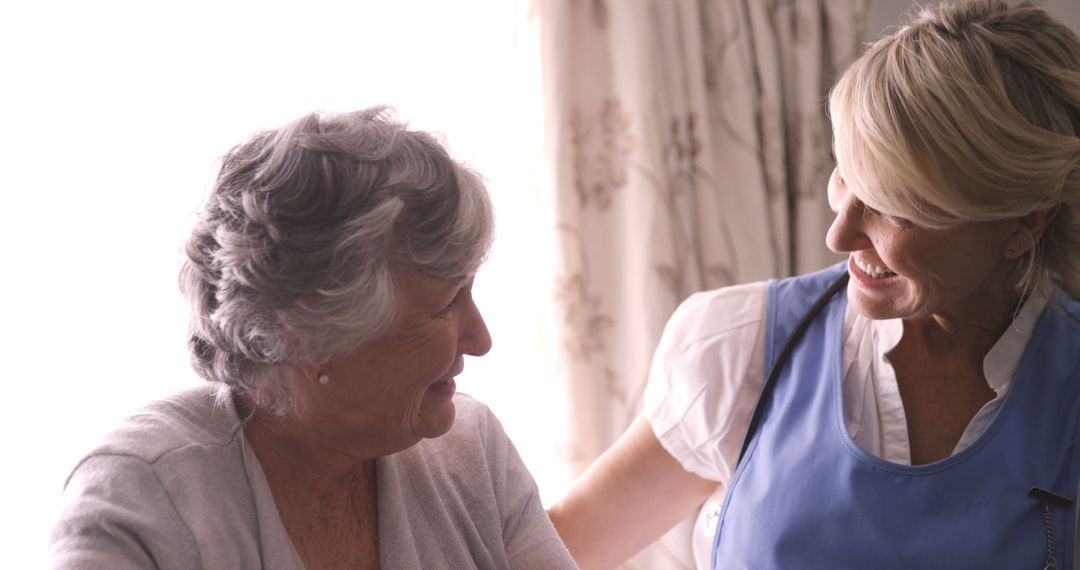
283;493;379;569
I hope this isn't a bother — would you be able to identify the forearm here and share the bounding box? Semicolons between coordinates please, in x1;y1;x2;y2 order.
548;415;719;569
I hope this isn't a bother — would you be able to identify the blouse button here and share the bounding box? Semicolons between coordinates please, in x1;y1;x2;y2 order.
703;502;721;536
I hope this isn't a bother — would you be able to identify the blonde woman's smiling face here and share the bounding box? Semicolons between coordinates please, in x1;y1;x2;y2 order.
824;167;1017;324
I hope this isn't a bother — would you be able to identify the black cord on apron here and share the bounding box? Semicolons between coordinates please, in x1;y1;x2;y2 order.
736;270;849;465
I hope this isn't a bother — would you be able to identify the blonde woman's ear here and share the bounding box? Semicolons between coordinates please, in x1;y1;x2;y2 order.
1002;205;1060;259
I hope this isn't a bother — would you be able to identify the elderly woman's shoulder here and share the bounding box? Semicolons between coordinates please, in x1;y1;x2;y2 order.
69;384;241;476
52;385;263;568
381;393;544;527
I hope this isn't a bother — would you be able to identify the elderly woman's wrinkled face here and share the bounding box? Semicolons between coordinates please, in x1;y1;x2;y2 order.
824;167;1018;323
304;271;492;452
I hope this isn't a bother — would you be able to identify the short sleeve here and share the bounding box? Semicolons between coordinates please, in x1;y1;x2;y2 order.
643;281;769;484
49;454;199;570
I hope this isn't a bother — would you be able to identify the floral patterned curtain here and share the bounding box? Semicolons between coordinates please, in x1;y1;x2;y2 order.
539;0;868;567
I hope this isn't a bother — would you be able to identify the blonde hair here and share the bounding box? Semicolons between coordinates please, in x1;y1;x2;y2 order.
829;0;1080;297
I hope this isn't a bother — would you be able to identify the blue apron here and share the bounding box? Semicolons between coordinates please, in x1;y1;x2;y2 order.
712;263;1080;569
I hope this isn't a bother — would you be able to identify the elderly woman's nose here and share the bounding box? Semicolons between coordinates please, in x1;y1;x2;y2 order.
461;301;493;357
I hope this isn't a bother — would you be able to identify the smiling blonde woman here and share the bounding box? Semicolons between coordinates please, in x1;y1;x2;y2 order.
549;1;1080;568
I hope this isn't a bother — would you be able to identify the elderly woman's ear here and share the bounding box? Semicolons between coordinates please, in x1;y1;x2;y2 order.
297;364;328;386
1002;205;1060;259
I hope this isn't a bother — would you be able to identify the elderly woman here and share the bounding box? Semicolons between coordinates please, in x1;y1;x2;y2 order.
49;108;576;569
549;1;1080;568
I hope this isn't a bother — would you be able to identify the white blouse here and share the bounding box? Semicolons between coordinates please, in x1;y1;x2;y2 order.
643;280;1054;568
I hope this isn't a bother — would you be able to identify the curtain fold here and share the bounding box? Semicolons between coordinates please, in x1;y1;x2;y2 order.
540;0;868;567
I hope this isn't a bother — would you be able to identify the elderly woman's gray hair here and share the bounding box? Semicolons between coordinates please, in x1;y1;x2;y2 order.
180;107;494;415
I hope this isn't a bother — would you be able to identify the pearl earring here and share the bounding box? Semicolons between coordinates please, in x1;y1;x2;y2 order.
318;373;330;385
